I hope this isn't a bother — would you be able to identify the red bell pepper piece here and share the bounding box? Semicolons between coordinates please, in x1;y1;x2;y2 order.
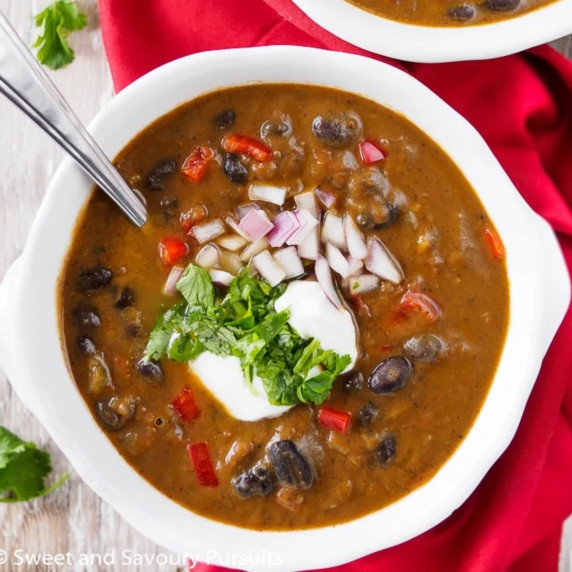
158;238;188;267
188;442;219;487
222;134;272;162
399;290;441;323
358;139;387;165
484;227;506;260
180;204;208;234
318;407;352;433
182;146;213;183
171;386;200;421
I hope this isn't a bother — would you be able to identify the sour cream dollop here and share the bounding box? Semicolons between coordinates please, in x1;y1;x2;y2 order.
189;280;358;421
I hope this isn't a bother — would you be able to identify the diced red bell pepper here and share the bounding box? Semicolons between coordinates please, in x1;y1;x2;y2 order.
182;146;213;183
358;139;387;165
158;238;188;267
188;442;219;487
180;204;208;234
484;227;506;260
222;134;272;162
399;290;441;323
171;386;200;421
318;407;352;433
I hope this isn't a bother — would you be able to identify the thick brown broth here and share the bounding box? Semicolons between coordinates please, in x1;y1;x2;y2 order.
347;0;556;26
60;84;508;530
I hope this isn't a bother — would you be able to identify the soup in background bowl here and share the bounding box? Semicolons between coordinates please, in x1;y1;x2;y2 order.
291;0;572;62
0;47;568;571
347;0;557;26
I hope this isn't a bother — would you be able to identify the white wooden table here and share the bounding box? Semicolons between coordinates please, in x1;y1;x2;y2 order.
0;1;570;570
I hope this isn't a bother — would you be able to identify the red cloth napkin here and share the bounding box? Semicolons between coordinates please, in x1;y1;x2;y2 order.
98;1;572;570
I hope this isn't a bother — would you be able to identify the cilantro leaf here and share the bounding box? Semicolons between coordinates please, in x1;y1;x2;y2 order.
176;264;215;308
144;264;351;406
0;427;68;503
33;1;87;70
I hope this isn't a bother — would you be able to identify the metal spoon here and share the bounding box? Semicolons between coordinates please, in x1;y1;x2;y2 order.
0;12;146;227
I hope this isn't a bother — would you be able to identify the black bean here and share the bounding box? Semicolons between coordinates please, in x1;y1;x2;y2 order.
146;159;177;190
368;356;413;394
73;306;100;329
114;287;135;310
355;202;399;231
341;371;364;394
312;112;362;148
76;335;96;355
403;334;443;363
348;167;390;198
358;402;379;426
159;197;179;212
137;358;163;382
233;462;276;498
486;0;520;10
213;109;236;130
77;265;112;292
223;153;249;184
269;440;313;489
95;400;125;431
447;4;476;20
260;116;292;139
376;434;397;466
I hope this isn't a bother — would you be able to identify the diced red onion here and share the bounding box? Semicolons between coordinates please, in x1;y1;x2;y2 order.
225;216;251;240
326;243;350;278
347;274;379;294
273;247;304;279
239;236;269;262
294;192;319;217
238;209;275;241
163;265;185;295
358;139;386;165
209;269;234;287
267;211;300;247
346;254;364;276
321;213;347;250
365;237;404;284
195;244;219;269
314;187;337;209
190;219;225;244
248;184;287;206
252;250;286;287
315;254;342;309
286;209;319;246
236;203;261;220
297;225;320;261
219;249;243;275
344;214;368;260
216;234;248;252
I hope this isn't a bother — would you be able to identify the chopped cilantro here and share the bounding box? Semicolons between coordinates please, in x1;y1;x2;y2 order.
33;1;87;70
0;427;68;503
144;266;350;406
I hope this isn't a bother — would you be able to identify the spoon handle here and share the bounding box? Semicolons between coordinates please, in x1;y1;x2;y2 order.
0;12;146;227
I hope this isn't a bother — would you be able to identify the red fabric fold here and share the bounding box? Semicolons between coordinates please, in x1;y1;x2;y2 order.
97;1;572;570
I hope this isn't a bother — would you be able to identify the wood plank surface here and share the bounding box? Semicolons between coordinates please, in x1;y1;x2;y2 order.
0;1;570;571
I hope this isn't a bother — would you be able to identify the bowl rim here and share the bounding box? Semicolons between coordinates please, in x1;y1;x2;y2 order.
291;0;572;62
0;45;569;571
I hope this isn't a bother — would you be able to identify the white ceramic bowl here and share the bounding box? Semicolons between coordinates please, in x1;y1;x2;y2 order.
292;0;572;62
0;46;569;571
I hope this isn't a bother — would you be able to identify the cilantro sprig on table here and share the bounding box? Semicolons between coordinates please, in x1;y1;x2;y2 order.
0;427;68;502
145;265;351;406
33;1;87;70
